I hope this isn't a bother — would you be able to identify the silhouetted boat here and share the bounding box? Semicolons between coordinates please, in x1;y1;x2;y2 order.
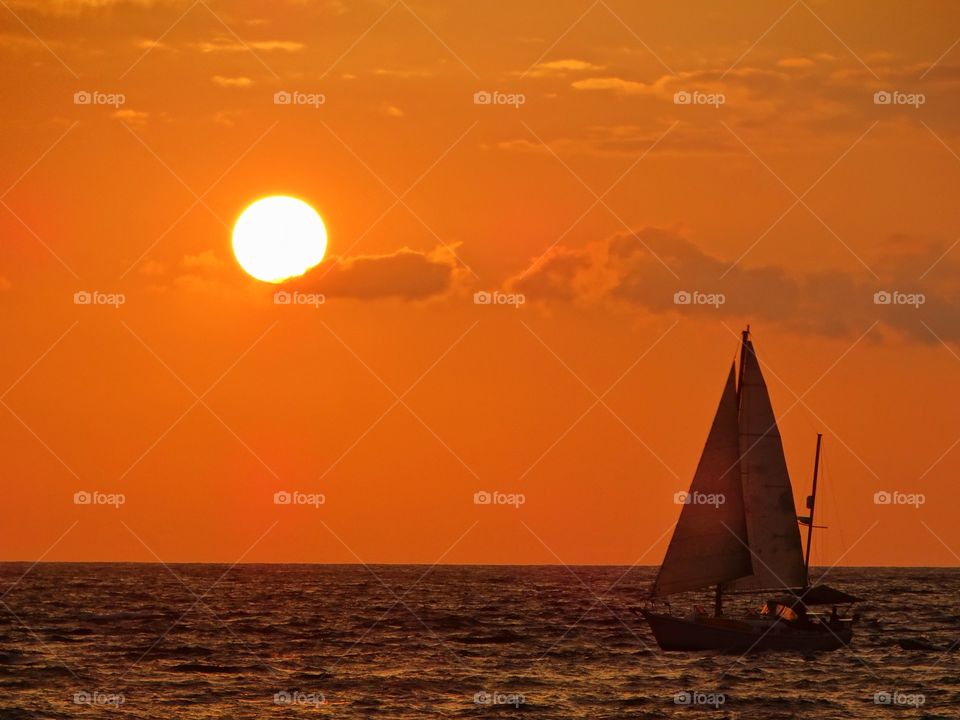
640;327;859;652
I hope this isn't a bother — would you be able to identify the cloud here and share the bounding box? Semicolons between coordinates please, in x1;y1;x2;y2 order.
566;59;960;138
506;247;594;301
777;57;816;69
508;227;960;343
134;38;167;50
571;68;783;100
379;103;405;118
194;39;304;53
113;108;148;124
250;40;305;52
182;249;225;270
289;246;463;301
571;76;654;95
7;0;179;12
212;110;241;127
138;259;164;276
526;58;604;76
212;75;253;88
372;68;433;78
541;59;602;71
492;123;737;157
164;245;462;302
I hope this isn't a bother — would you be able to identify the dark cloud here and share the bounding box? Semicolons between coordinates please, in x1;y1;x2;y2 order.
509;227;960;343
288;246;462;300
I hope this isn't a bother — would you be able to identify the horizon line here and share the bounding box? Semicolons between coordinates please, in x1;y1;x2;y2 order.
1;561;957;568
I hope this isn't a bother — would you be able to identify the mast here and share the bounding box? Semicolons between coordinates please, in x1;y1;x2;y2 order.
737;325;750;398
803;433;823;586
716;324;749;617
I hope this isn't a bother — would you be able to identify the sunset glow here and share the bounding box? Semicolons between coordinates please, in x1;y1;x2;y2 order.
4;2;960;716
1;0;959;571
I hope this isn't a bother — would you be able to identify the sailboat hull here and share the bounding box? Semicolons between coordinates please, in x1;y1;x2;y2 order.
641;609;852;652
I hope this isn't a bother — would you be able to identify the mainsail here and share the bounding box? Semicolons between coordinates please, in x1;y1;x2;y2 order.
724;337;806;591
651;364;752;597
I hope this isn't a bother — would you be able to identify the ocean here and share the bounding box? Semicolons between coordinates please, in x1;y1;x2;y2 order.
0;565;956;718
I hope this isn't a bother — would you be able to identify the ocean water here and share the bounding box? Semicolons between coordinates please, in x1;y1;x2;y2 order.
0;564;957;719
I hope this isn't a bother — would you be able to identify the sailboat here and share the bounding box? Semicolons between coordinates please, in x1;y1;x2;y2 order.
640;327;859;652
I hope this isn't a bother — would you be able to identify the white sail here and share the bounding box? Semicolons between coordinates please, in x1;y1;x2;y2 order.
725;339;806;591
652;364;753;597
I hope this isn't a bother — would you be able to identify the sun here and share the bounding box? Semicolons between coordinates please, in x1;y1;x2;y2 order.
232;196;327;283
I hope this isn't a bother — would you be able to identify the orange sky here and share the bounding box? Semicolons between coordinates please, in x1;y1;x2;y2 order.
2;0;960;566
